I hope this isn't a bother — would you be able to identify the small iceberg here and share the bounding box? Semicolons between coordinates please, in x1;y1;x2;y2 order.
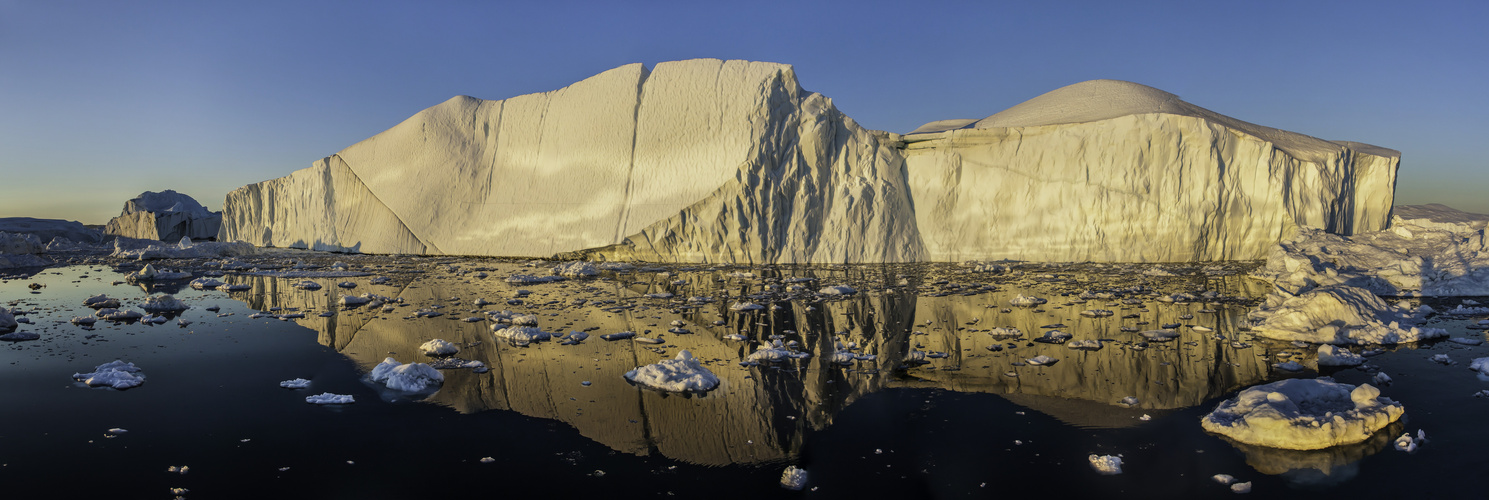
279;378;311;389
306;393;354;404
419;339;459;356
493;325;551;343
1317;345;1365;367
140;294;188;313
82;294;120;308
779;465;808;491
1026;355;1058;366
369;358;444;393
1009;294;1047;307
73;360;146;389
623;350;719;393
1201;378;1403;450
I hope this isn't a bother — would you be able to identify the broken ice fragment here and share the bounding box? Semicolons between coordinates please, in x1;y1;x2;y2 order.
305;393;354;404
1087;454;1122;475
780;465;808;490
279;378;311;389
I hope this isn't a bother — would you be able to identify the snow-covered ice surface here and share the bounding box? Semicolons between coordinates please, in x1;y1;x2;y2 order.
368;358;444;393
1247;285;1446;344
622;350;719;393
72;360;146;389
305;393;354;404
1202;379;1404;450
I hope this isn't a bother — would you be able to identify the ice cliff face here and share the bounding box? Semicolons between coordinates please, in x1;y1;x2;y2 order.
221;63;1398;263
106;190;222;241
902;80;1399;262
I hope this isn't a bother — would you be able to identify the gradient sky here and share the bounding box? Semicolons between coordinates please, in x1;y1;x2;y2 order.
2;0;1485;224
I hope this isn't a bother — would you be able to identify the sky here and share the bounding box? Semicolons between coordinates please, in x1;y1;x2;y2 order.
2;0;1485;224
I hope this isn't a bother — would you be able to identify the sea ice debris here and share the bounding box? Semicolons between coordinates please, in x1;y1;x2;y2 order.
622;350;719;393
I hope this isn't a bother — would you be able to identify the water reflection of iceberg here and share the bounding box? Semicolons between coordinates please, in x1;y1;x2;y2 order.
1217;421;1401;489
223;265;1276;463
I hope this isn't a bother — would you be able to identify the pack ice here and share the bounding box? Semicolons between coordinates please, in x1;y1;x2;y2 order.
219;59;1397;263
105;190;222;241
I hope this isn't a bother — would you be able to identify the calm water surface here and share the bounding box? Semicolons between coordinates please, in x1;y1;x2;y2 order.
1;256;1485;498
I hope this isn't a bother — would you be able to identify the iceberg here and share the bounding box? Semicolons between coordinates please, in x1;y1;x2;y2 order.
0;217;102;246
419;339;459;356
221;61;1395;263
1088;454;1123;475
72;360;146;389
622;350;720;393
305;393;354;404
104;190;222;241
140;294;189;313
368;358;444;393
1201;379;1403;450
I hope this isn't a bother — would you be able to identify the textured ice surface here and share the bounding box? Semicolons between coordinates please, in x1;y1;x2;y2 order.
1201;379;1403;450
779;465;808;490
1316;346;1366;367
222;62;1393;263
305;393;354;404
0;218;102;245
140;294;189;312
1248;285;1447;344
1470;357;1489;376
72;360;146;389
368;358;444;393
493;325;550;343
105;190;221;241
419;339;459;356
1088;454;1123;475
1256;210;1489;297
623;350;719;393
279;378;311;389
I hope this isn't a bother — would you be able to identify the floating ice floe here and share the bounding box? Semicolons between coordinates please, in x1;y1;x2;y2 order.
1088;454;1122;475
140;294;188;312
0;331;39;341
83;294;120;308
280;378;311;389
729;302;764;312
70;316;97;326
819;285;857;296
292;280;322;290
601;331;635;341
1212;474;1236;485
1249;285;1447;344
1201;379;1403;450
780;466;808;491
73;360;146;389
505;274;564;284
1316;346;1365;367
190;278;225;290
1026;355;1058;366
1469;357;1489;376
1447;337;1484;346
1033;330;1071;344
623;350;719;393
1272;361;1306;371
306;393;354;404
987;327;1023;339
1009;294;1047;307
369;358;444;393
1080;309;1113;317
96;308;144;321
1394;429;1426;452
1231;482;1252;493
1067;339;1103;351
1140;329;1179;341
492;325;551;343
747;340;810;362
420;339;459;356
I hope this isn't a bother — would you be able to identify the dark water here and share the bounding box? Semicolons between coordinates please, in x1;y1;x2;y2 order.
1;257;1486;499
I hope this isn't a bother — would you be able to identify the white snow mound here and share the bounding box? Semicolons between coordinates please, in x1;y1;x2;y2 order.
1201;379;1404;450
623;350;719;393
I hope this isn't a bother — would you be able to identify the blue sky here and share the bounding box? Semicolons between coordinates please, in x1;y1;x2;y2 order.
2;0;1485;224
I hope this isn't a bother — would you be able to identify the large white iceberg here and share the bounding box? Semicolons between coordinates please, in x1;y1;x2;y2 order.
623;350;719;393
219;61;1395;263
105;190;222;241
1201;379;1403;450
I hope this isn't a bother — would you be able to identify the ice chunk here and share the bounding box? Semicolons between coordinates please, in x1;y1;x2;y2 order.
493;326;551;343
83;294;120;308
0;331;39;341
96;308;143;321
140;294;188;312
1317;345;1365;367
1231;482;1252;493
419;339;459;356
1033;330;1072;344
1088;454;1122;475
70;316;97;325
1140;329;1179;341
190;278;225;290
1026;355;1058;366
1010;294;1047;307
819;285;857;296
623;350;719;393
306;393;354;404
1212;474;1236;485
1067;339;1103;351
1468;357;1489;376
1249;285;1447;344
72;360;146;389
1447;337;1484;346
779;465;808;491
368;358;444;393
280;378;311;389
552;261;599;277
1393;430;1427;452
1201;379;1404;450
729;302;764;311
1080;309;1114;317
